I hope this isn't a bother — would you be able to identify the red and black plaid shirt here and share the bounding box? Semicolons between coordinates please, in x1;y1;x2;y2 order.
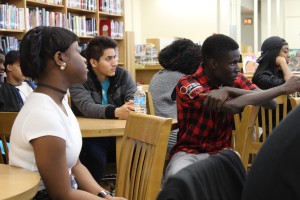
170;66;257;158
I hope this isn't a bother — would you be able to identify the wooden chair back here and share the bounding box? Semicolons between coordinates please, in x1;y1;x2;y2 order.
255;95;288;142
290;96;300;110
231;112;242;149
233;105;260;170
141;84;155;115
0;112;18;164
243;95;288;169
115;112;172;200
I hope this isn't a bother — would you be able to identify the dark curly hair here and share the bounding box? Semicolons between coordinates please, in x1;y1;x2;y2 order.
201;34;239;63
19;26;78;80
158;38;202;75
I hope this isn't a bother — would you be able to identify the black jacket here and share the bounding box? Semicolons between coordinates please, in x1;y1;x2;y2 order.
70;67;136;119
157;150;246;200
0;82;22;112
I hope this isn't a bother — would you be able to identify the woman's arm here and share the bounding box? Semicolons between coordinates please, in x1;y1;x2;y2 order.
276;56;293;81
31;136;103;200
71;152;127;200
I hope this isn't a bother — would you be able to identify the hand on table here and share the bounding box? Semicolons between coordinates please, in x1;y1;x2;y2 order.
114;100;134;120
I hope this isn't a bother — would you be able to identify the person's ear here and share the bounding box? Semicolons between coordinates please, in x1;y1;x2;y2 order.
90;58;98;68
6;64;13;72
53;51;65;67
209;59;217;70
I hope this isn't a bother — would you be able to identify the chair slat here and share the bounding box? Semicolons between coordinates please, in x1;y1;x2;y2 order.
245;95;288;170
116;112;172;200
290;96;300;110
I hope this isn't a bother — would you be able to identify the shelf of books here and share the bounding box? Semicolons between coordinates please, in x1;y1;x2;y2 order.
0;0;126;67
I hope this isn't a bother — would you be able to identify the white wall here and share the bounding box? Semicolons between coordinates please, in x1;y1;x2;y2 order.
284;0;300;49
219;0;231;36
260;0;285;46
124;0;300;49
126;0;219;44
241;0;254;10
124;0;141;42
125;0;242;46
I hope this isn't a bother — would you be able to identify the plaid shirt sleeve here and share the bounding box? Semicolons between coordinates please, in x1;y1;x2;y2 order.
234;73;258;90
176;76;207;109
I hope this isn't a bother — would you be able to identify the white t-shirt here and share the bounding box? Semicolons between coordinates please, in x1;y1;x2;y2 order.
15;81;34;103
9;92;82;190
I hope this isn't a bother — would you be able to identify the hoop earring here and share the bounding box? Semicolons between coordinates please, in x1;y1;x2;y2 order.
60;63;66;71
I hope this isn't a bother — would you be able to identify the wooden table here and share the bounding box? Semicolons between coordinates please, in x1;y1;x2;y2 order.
0;164;40;200
77;117;126;165
77;117;178;167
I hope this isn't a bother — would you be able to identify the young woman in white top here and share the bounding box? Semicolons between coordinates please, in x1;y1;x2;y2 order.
9;26;126;200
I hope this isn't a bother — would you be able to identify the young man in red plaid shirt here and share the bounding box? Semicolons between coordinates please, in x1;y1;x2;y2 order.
165;34;300;180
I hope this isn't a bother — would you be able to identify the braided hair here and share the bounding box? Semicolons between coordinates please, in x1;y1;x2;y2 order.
19;26;78;80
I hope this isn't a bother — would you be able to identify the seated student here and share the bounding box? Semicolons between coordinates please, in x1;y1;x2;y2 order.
149;38;202;152
252;37;292;135
69;36;136;184
9;26;126;200
0;50;22;163
164;34;300;181
0;50;23;111
252;36;292;89
242;105;300;200
4;50;36;103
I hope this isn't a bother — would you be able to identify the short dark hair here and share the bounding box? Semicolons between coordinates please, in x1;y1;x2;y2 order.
201;34;239;63
158;38;202;75
85;36;118;71
4;50;20;70
19;26;78;80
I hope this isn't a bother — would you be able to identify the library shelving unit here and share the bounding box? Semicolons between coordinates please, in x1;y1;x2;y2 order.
0;0;129;68
135;64;162;84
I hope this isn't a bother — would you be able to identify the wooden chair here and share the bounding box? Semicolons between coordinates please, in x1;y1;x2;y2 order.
115;112;172;200
233;105;260;170
141;84;155;115
290;96;300;110
255;95;288;142
231;112;242;149
0;112;18;164
243;95;288;169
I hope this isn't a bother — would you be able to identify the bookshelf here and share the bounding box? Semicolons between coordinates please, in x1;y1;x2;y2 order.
0;0;127;67
135;64;163;84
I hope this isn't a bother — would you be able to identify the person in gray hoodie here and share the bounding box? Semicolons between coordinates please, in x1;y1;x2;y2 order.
149;38;202;152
